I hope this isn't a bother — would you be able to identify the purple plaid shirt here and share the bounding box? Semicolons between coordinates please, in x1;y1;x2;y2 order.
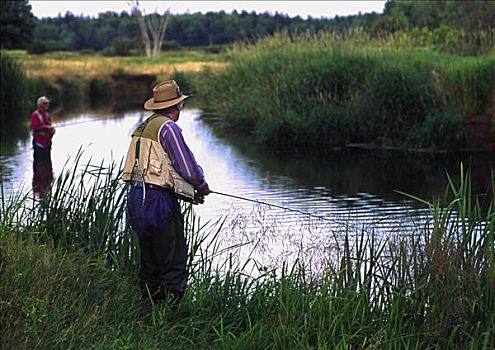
159;120;206;189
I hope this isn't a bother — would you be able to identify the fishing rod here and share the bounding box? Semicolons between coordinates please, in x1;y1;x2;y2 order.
210;190;347;225
54;119;105;129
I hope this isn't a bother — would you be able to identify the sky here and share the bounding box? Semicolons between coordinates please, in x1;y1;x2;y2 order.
30;1;386;20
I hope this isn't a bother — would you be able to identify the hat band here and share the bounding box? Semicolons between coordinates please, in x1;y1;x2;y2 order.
155;95;180;103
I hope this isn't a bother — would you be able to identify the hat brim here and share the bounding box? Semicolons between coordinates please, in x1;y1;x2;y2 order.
144;95;189;110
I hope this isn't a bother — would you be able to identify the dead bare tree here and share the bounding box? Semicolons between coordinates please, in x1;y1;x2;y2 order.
129;1;170;57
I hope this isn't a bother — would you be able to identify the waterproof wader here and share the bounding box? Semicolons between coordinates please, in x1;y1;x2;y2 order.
130;187;188;303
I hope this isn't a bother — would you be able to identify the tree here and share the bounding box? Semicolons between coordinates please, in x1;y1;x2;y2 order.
371;11;409;34
130;1;170;57
0;0;35;49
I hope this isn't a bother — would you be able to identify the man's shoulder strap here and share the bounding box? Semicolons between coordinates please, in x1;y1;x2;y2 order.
132;113;172;140
33;110;44;125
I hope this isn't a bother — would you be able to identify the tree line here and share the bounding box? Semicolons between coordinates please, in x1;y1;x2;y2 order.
1;0;494;55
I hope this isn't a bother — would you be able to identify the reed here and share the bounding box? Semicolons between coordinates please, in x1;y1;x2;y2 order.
1;162;493;349
0;50;28;139
197;31;495;152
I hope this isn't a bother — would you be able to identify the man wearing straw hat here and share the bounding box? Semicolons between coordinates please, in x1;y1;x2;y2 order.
123;80;210;304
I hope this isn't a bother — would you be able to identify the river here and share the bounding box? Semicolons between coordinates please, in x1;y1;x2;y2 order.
1;108;493;270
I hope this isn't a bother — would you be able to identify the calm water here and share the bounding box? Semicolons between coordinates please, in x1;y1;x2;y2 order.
1;109;493;269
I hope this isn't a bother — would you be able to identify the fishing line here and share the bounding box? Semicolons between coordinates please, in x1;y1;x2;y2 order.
211;190;352;226
54;119;103;129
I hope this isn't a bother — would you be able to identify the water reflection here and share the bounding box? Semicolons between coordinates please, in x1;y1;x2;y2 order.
205;121;494;202
32;150;53;199
1;108;493;271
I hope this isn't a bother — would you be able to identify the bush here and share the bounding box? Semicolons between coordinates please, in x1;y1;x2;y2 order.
169;70;195;96
162;40;182;51
102;37;138;57
26;40;69;55
407;112;470;150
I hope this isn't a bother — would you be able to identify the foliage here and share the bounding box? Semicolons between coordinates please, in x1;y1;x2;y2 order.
383;0;495;32
9;49;225;112
102;36;139;57
0;0;35;49
197;31;495;152
0;51;28;139
30;9;377;53
378;0;495;55
1;161;493;349
26;2;495;56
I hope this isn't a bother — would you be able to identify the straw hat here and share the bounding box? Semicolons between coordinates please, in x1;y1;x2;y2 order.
144;80;189;110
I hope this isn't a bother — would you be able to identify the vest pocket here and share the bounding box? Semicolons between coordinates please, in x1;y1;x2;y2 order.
149;158;163;175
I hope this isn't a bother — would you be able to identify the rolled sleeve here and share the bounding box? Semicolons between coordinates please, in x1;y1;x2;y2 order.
159;121;205;189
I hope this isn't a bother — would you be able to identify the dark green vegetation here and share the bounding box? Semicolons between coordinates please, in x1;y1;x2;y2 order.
0;50;28;139
1;1;494;55
198;32;495;152
1;153;494;348
5;49;219;116
1;1;494;152
0;0;34;50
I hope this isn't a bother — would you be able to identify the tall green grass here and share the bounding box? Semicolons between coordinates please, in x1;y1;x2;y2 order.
197;31;495;152
0;50;28;140
1;161;493;349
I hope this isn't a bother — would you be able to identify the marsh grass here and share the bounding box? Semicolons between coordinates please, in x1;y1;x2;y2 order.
197;31;495;152
1;159;493;349
0;50;28;139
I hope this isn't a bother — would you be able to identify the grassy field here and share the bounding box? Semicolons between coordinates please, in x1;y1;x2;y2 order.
1;155;494;349
10;49;227;79
6;49;227;113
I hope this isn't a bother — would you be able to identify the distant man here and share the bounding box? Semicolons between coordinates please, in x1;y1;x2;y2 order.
123;80;211;304
31;96;55;198
31;96;55;163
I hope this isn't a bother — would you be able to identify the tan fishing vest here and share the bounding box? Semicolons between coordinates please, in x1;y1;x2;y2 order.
122;114;196;201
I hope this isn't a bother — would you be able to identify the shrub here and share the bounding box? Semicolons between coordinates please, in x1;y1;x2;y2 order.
169;70;195;95
26;40;70;55
406;111;470;150
102;37;138;57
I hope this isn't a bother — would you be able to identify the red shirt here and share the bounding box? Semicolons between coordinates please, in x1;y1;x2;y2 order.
31;109;54;147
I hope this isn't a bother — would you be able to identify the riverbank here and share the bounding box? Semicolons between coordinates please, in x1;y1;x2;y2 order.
9;49;227;111
197;31;495;152
7;35;494;152
1;160;493;349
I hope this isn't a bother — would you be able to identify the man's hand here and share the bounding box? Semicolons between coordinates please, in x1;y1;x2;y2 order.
195;182;211;204
197;182;211;196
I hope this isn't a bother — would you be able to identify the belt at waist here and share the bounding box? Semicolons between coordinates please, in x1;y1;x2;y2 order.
130;181;174;192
